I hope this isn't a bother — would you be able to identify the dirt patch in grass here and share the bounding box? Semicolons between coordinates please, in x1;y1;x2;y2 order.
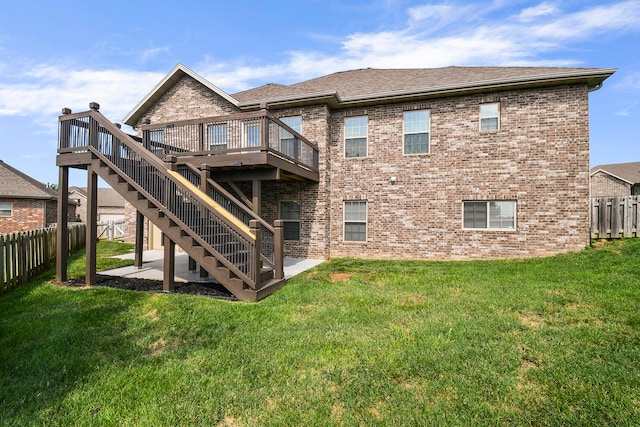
330;272;352;282
60;274;236;300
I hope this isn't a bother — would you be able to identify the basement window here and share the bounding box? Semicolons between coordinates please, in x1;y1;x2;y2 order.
344;201;367;241
280;201;301;241
463;201;515;230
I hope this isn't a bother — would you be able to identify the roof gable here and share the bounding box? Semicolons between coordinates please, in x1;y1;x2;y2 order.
69;186;126;208
0;160;58;200
123;64;239;127
591;162;640;185
125;64;616;117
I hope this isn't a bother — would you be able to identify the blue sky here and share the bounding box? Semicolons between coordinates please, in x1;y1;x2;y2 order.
0;0;639;187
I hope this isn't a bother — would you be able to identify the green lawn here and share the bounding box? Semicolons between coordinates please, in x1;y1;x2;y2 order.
1;240;639;426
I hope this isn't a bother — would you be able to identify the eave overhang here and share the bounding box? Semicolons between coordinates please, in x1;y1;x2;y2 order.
238;68;617;111
590;169;636;185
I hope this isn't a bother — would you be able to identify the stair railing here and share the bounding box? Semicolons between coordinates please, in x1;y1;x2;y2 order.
59;107;266;287
176;164;280;272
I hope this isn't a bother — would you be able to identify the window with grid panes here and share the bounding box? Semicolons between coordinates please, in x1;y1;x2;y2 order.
463;201;515;230
280;201;301;241
345;116;367;158
344;201;367;241
403;110;430;154
279;116;302;159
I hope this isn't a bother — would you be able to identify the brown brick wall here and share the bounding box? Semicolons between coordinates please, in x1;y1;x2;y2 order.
133;76;240;129
590;171;630;196
134;77;591;261
0;198;46;233
321;84;591;260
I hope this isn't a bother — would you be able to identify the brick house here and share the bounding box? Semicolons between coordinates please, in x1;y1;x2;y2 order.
56;64;615;299
590;162;640;197
121;64;614;260
69;185;128;223
0;159;76;233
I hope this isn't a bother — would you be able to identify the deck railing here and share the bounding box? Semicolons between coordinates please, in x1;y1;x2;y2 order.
58;109;271;287
177;164;277;268
140;110;319;172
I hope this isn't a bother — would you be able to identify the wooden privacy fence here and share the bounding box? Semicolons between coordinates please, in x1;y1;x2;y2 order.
0;223;86;292
591;196;640;239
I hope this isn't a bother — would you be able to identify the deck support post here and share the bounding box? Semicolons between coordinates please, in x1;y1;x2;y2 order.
274;220;284;280
55;166;69;282
252;180;261;216
134;211;144;268
86;167;98;286
163;234;175;292
250;220;261;288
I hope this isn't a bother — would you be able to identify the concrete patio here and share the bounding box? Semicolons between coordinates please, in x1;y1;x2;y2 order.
101;249;325;283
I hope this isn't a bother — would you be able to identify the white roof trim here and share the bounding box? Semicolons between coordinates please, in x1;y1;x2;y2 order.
123;64;239;126
590;168;635;185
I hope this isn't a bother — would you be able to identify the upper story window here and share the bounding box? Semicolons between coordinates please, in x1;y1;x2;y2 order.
403;110;430;154
463;201;515;230
208;123;228;151
480;103;500;131
280;200;301;241
149;130;164;155
0;202;13;217
280;116;302;159
243;120;260;148
345;116;368;158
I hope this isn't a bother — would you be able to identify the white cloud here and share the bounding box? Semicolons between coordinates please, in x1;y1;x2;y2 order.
1;0;639;130
0;65;164;125
141;46;170;63
517;3;559;21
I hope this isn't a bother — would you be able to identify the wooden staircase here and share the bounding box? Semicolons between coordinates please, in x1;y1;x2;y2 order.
58;108;286;301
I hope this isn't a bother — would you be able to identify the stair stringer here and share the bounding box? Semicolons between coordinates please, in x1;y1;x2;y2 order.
90;155;283;301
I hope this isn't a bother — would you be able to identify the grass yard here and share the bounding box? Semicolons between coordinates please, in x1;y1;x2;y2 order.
1;240;639;426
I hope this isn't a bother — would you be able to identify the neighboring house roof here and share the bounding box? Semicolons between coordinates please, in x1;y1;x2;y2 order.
0;159;58;200
124;65;616;126
70;186;126;208
590;162;640;185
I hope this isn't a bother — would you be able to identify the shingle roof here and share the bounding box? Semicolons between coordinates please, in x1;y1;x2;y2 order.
124;64;615;124
70;186;126;208
591;162;640;185
232;66;616;107
0;159;58;200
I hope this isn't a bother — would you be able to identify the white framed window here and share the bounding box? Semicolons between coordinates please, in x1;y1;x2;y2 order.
345;116;368;158
0;202;13;217
480;103;500;131
279;116;302;159
243;120;261;148
208;123;228;151
463;201;516;230
344;201;367;241
280;200;301;241
403;110;430;154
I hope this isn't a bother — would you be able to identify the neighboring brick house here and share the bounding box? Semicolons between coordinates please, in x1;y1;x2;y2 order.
117;64;614;260
0;159;77;233
69;186;128;222
590;162;640;197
